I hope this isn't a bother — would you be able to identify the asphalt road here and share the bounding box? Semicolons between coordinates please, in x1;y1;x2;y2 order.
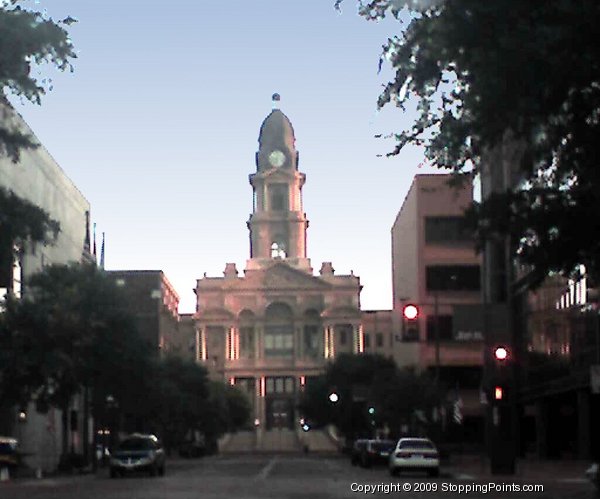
1;455;596;499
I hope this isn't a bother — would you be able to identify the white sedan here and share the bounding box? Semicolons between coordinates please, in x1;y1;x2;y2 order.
389;437;440;477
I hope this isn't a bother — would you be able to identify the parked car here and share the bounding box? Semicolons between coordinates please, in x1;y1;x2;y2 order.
585;462;599;491
359;440;396;468
109;433;166;478
350;439;368;466
389;437;440;477
0;437;19;471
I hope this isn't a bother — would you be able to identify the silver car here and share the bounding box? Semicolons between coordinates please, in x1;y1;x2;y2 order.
389;437;439;477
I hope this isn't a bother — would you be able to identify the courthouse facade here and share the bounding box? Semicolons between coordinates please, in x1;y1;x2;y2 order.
193;98;363;430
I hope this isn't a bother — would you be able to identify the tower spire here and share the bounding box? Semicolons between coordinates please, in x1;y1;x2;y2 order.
272;93;280;110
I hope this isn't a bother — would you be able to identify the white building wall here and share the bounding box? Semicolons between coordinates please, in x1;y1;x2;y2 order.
1;101;92;473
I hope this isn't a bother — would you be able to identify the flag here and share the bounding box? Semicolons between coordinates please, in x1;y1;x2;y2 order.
453;385;463;424
93;223;97;257
100;232;105;269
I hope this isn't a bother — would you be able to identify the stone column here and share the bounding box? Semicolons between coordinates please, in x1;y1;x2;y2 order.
195;328;200;362
257;324;264;360
296;324;303;360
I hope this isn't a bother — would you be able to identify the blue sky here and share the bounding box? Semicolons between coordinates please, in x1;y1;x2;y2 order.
11;1;438;313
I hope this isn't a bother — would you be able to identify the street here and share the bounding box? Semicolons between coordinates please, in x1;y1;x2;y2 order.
1;455;596;499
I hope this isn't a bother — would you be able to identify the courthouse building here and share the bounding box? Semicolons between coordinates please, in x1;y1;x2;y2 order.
193;97;363;430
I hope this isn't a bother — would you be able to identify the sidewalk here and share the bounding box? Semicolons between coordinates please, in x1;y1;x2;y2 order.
445;454;592;482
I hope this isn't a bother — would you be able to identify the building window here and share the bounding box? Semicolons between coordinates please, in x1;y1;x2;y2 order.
303;325;321;359
334;324;352;348
426;315;454;341
426;265;480;292
271;242;287;259
376;333;384;348
425;216;472;244
340;330;347;345
269;183;288;211
265;302;294;357
266;376;295;394
239;327;255;358
364;333;371;349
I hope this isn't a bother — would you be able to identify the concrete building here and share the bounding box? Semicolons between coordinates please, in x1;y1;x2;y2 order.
361;310;394;357
516;273;599;460
193;97;363;433
0;100;93;472
391;174;484;437
106;270;182;355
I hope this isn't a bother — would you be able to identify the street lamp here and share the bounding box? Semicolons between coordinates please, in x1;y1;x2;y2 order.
328;392;339;404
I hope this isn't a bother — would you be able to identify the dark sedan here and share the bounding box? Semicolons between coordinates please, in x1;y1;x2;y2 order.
109;434;165;478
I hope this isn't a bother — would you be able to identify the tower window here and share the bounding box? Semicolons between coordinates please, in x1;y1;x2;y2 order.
269;184;288;211
271;242;286;259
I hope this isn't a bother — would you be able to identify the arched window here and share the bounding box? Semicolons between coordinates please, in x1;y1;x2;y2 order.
238;309;255;359
303;309;322;359
271;241;286;259
264;302;294;357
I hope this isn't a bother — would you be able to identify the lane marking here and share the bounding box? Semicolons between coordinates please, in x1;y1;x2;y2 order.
256;457;278;480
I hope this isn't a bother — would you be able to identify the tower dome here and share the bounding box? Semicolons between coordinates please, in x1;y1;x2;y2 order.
256;94;297;171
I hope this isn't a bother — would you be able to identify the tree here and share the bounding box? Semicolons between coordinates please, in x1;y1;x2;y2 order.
0;187;60;291
0;1;77;161
299;353;440;438
0;262;151;458
343;0;600;286
138;355;210;453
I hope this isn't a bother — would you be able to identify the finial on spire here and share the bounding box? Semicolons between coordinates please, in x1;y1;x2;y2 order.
272;93;280;110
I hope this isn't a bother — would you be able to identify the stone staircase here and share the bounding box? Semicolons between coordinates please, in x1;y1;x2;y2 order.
259;428;302;452
299;428;339;453
220;428;336;454
220;430;256;453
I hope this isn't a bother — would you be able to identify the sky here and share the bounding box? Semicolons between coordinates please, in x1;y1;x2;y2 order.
10;0;440;313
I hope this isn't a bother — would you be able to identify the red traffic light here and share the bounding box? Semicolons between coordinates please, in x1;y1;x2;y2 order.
494;346;509;361
494;386;503;400
403;304;419;320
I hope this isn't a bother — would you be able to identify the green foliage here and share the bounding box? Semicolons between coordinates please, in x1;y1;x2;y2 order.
0;263;148;412
136;355;210;450
0;187;60;282
0;262;248;451
197;381;251;438
345;0;600;286
299;353;441;437
0;1;77;161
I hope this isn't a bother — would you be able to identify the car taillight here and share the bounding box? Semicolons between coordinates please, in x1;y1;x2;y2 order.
396;451;411;458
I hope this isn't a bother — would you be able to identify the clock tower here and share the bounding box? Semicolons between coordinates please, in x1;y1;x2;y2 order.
246;94;311;272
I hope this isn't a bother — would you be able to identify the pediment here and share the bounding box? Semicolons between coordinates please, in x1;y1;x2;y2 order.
261;263;330;290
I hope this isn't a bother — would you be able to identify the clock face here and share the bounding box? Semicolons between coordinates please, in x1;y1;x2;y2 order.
268;150;286;167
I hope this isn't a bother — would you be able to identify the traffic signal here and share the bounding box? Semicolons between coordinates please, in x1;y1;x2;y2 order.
368;406;375;415
494;346;509;361
494;386;503;400
403;304;419;320
402;304;420;341
491;346;510;403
